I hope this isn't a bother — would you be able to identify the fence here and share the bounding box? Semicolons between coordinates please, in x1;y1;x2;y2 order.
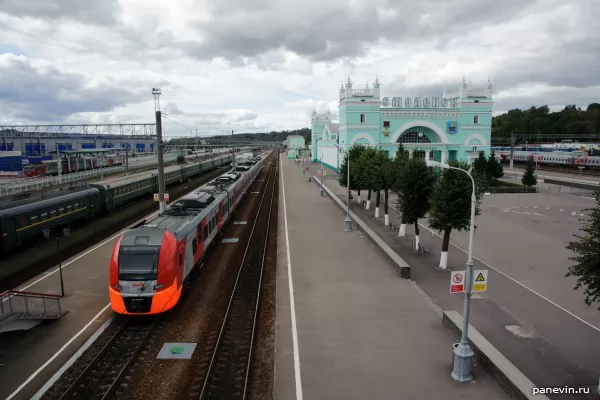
0;290;62;328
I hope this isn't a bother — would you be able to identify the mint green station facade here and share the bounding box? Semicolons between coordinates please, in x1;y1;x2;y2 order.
311;76;494;170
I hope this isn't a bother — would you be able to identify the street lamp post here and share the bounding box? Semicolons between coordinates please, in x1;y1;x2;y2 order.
426;160;476;382
319;155;325;197
334;144;352;231
43;227;70;297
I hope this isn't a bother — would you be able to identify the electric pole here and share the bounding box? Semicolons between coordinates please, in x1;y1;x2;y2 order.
153;88;167;214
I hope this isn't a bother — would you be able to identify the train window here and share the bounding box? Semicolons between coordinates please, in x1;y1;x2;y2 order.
74;202;79;208
192;238;197;255
66;205;72;212
31;215;38;223
41;212;48;220
204;225;208;239
197;225;202;241
179;254;183;266
59;207;65;215
50;210;57;218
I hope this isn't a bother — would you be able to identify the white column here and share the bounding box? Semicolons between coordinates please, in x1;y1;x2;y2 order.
441;149;447;164
425;151;430;163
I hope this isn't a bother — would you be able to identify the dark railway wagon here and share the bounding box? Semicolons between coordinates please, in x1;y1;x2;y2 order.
0;188;100;253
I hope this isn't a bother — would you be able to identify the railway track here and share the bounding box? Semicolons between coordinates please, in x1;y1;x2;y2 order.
42;317;158;400
196;156;278;400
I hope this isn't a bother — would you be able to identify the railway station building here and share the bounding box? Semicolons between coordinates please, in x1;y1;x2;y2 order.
311;76;493;170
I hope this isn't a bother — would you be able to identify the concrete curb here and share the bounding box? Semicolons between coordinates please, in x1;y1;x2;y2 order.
312;177;410;278
443;311;549;400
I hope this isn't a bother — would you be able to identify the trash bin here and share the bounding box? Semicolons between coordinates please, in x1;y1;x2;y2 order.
308;176;312;182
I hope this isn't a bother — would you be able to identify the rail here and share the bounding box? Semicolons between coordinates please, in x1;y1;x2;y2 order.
0;154;179;197
199;155;278;400
0;290;62;328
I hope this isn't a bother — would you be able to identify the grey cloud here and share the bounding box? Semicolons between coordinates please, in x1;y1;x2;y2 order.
177;0;537;63
0;57;154;122
0;0;118;24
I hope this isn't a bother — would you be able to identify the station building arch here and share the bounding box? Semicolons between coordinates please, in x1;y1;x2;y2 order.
390;120;449;144
351;134;376;145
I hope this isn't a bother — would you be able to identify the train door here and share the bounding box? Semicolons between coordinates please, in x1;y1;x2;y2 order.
219;201;224;226
0;217;16;252
184;235;194;280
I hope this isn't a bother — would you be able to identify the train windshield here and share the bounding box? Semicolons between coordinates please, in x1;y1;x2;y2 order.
118;246;160;281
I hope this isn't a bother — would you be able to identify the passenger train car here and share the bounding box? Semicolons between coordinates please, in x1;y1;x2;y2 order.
0;154;233;254
108;151;271;315
498;151;600;169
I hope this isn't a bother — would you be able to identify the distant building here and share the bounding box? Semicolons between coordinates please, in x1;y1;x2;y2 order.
287;135;306;150
311;76;493;170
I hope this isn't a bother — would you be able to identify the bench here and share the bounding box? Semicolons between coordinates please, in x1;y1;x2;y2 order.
417;243;431;256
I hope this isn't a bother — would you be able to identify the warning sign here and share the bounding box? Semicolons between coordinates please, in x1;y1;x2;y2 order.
472;270;488;292
450;270;465;293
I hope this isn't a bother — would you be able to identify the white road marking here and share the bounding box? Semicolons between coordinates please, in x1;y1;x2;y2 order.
385;201;600;334
545;207;549;210
560;209;564;212
523;212;530;215
512;211;522;214
533;206;538;209
533;212;544;216
580;214;585;217
280;155;304;400
504;206;520;211
6;304;112;400
31;314;116;400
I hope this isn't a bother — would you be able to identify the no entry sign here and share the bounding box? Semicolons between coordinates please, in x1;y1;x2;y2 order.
450;270;465;293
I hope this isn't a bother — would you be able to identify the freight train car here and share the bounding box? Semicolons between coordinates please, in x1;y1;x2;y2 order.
108;151;270;315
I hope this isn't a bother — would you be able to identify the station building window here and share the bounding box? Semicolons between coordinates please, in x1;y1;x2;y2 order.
474;115;479;124
360;114;365;123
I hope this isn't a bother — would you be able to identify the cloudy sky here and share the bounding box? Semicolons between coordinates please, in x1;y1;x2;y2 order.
0;0;597;138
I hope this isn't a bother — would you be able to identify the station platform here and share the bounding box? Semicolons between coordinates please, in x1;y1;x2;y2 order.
0;225;131;399
275;156;507;399
304;161;600;398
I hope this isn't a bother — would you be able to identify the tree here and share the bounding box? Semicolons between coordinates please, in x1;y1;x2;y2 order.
356;147;379;210
369;149;390;218
566;188;600;309
389;147;410;236
381;156;396;226
485;151;504;186
397;156;435;250
338;144;366;203
428;160;483;269
521;157;537;186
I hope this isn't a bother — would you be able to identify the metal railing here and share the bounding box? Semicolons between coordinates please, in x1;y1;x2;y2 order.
0;154;178;197
0;290;62;327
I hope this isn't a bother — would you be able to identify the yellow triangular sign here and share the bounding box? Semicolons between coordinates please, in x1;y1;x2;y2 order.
475;273;485;282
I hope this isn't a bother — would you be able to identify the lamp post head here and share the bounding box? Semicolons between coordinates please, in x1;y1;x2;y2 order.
427;160;450;169
43;228;50;240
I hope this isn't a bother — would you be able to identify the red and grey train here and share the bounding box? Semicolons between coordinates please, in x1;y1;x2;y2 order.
108;152;269;315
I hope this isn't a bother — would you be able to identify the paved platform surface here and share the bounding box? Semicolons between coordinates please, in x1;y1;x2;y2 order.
275;156;507;400
0;230;123;400
308;162;600;399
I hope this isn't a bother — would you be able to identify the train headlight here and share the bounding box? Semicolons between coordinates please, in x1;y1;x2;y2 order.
113;284;123;291
154;284;164;290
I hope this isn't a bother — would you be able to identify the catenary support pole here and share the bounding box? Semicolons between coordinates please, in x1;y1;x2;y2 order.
155;110;166;214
